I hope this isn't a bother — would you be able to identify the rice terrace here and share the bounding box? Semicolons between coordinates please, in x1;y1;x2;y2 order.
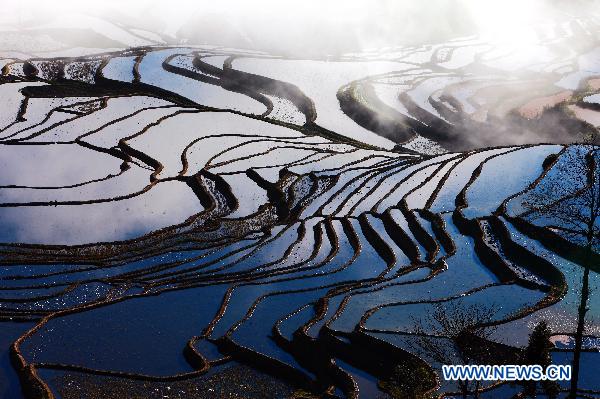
0;1;598;398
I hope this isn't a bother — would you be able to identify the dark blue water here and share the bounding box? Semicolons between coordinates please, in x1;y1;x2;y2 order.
0;322;34;399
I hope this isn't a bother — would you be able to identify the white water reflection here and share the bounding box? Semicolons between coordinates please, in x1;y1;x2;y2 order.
0;180;202;245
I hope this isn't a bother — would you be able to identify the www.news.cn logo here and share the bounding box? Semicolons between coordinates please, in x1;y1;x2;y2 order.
442;365;571;381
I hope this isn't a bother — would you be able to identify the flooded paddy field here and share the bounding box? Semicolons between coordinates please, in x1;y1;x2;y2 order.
1;2;599;398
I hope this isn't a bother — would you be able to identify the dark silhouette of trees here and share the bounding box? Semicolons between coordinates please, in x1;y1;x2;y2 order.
378;363;434;399
521;321;559;398
516;145;599;398
411;303;499;399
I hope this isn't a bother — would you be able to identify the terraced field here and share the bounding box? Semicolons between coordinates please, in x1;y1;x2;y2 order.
1;12;599;399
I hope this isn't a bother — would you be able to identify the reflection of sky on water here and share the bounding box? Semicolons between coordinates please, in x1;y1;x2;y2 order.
137;49;266;114
0;180;202;245
0;128;204;244
0;144;124;187
0;322;36;399
20;285;228;375
233;57;409;149
552;351;600;391
488;222;600;347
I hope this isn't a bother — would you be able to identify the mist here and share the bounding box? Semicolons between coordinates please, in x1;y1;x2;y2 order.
1;0;598;57
1;0;600;150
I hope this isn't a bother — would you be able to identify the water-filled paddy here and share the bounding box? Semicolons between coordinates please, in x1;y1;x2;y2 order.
1;5;599;398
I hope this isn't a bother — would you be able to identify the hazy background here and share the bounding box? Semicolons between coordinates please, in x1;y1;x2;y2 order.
1;0;598;57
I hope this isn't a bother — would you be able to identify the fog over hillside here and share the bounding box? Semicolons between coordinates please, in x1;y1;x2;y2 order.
1;0;599;56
